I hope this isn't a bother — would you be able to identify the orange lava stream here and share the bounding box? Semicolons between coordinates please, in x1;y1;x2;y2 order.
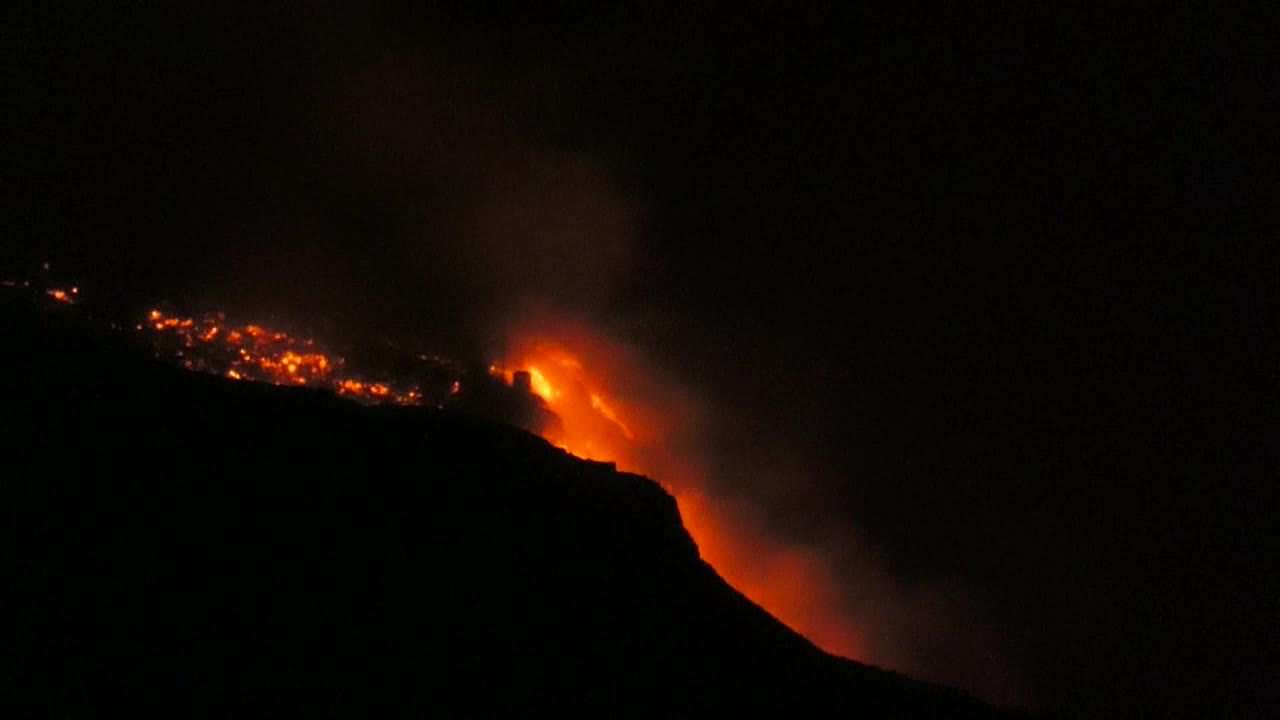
135;298;863;660
493;329;865;660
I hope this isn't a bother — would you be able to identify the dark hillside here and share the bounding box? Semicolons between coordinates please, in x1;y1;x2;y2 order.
1;290;1018;717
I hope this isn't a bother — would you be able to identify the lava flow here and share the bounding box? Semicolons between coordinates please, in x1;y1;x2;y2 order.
491;319;866;661
130;295;865;660
141;309;424;406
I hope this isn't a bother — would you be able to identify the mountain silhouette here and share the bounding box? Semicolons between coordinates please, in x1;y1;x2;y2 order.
1;288;1023;717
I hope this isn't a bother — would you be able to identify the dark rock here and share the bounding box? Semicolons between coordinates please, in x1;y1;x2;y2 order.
0;289;1025;717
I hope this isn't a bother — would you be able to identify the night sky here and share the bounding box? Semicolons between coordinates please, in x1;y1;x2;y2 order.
6;4;1278;717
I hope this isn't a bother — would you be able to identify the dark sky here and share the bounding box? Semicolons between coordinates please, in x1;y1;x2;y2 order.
5;4;1278;717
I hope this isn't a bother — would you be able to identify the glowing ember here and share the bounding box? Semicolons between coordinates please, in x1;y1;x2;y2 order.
142;309;424;406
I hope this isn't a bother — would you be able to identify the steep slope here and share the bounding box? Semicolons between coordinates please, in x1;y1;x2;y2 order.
0;289;1019;717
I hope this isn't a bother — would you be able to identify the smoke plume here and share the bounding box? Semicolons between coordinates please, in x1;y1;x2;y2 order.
9;3;1017;705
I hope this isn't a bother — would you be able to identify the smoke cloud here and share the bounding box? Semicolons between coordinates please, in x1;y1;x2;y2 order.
245;11;1019;704
9;4;1017;705
490;307;1020;705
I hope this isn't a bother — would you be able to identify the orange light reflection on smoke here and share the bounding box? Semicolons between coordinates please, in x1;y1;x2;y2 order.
494;323;864;661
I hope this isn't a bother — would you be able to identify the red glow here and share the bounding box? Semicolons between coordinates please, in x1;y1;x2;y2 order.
142;309;422;406
493;313;865;660
135;299;864;660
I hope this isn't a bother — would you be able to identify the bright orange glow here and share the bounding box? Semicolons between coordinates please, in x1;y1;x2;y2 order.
589;394;634;440
142;309;422;406
46;289;74;304
134;299;865;662
493;312;864;660
527;367;560;402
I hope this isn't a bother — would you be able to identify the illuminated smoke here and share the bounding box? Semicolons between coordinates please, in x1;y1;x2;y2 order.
14;10;1012;698
489;308;868;660
20;271;1012;701
486;309;1021;706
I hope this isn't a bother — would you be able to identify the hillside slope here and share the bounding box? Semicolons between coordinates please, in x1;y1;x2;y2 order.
1;290;1019;717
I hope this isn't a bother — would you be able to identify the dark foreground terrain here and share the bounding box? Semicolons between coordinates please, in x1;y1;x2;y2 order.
1;290;1020;717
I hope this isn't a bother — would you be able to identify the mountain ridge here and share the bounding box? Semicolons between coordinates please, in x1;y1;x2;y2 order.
1;288;1024;717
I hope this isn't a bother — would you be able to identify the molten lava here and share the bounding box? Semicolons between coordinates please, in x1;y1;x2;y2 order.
141;309;424;405
10;277;866;664
492;322;865;661
47;287;77;304
121;293;866;660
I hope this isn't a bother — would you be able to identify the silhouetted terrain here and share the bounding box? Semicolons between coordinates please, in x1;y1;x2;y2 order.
1;289;1022;717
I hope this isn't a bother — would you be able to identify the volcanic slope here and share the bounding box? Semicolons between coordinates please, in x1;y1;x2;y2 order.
1;290;1022;717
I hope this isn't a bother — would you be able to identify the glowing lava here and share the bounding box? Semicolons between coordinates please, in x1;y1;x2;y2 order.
142;309;423;405
118;294;867;660
492;319;865;661
46;287;78;304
